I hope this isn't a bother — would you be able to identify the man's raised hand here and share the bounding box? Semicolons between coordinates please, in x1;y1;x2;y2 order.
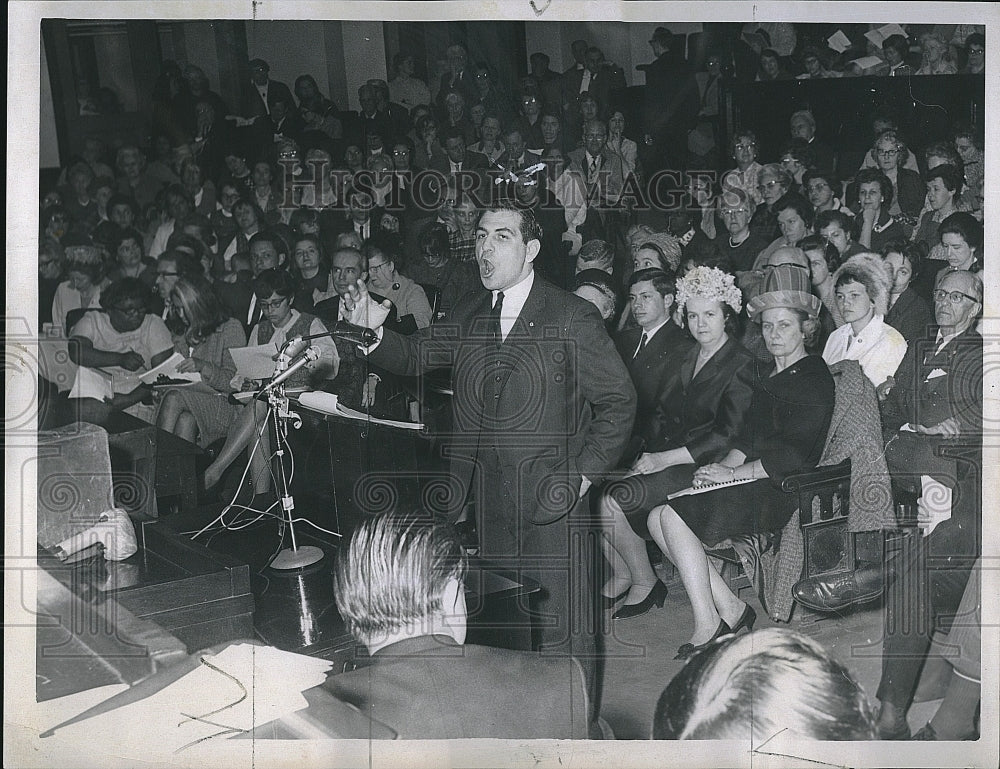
341;279;392;330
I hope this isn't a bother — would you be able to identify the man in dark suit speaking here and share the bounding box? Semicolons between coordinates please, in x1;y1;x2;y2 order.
340;203;636;731
326;512;592;738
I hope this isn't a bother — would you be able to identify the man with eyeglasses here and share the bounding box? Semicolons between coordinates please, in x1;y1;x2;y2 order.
154;249;203;321
864;269;984;739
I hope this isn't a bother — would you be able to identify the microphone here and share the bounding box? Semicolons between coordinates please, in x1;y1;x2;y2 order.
282;322;379;349
281;335;312;358
266;346;320;390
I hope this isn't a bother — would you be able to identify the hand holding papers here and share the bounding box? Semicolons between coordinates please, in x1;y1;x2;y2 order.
827;30;852;54
138;352;202;385
864;23;907;48
230;344;281;381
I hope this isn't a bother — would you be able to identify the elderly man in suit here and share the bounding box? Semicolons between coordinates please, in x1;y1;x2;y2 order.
568;119;626;243
435;43;479;110
794;270;983;739
325;512;592;739
341;203;636;735
245;58;295;120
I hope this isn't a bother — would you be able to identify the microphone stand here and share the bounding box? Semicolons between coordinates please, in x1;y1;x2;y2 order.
262;345;325;570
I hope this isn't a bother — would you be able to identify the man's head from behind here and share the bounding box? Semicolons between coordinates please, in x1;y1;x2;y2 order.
333;513;468;653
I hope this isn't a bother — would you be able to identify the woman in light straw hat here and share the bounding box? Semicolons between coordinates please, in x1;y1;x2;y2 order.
645;264;835;657
600;267;755;619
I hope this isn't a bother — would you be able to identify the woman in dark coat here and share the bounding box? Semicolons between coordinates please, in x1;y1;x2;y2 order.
646;265;835;658
600;267;755;618
881;239;934;344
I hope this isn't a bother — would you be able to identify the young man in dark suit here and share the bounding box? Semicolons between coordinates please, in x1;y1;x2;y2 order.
340;203;636;734
326;512;592;739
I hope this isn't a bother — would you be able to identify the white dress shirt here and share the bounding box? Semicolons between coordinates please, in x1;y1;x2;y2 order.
492;270;535;342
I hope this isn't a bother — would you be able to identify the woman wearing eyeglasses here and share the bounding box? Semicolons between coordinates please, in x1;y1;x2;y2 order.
202;269;339;497
868;131;923;224
67;276;174;423
722;129;764;207
748;164;792;241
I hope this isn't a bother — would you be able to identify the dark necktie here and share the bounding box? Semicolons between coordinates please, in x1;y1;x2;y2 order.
634;332;647;359
490;291;504;345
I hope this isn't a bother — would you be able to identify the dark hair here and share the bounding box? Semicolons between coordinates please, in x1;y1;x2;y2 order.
252;268;297;300
482;203;542;244
112;227;145;260
363;231;401;271
419;222;451;261
881;237;926;279
248;230;288;257
530;52;550;65
166;232;210;267
779;138;816;169
232;197;264;223
926;164;964;195
158;248;204;280
178;212;217;248
442;126;467;145
289;233;328;278
100;277;149;312
802;168;838;192
798;234;841;274
814;209;853;234
392;135;415;155
289;207;321;234
41;205;70;231
938;211;983;252
855;168;895;208
628;267;676;299
882;34;910;59
775;192;815;228
107;194;139;218
965;32;985;49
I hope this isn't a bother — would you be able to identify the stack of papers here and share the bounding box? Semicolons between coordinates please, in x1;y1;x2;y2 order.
48;644;332;755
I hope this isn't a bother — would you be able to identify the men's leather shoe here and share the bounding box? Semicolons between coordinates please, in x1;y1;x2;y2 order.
792;565;883;612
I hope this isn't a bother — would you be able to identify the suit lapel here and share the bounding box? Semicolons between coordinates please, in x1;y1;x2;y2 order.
688;336;732;387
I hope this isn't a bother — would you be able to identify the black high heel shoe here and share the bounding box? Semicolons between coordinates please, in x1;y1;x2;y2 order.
600;586;630;609
728;604;757;636
674;619;732;660
611;580;668;620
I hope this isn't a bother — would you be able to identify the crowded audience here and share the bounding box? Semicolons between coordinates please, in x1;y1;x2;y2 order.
36;20;986;743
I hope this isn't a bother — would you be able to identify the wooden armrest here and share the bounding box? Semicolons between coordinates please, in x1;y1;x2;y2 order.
781;458;851;494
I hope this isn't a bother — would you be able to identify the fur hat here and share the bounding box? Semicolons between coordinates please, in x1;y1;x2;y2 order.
831;253;892;317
